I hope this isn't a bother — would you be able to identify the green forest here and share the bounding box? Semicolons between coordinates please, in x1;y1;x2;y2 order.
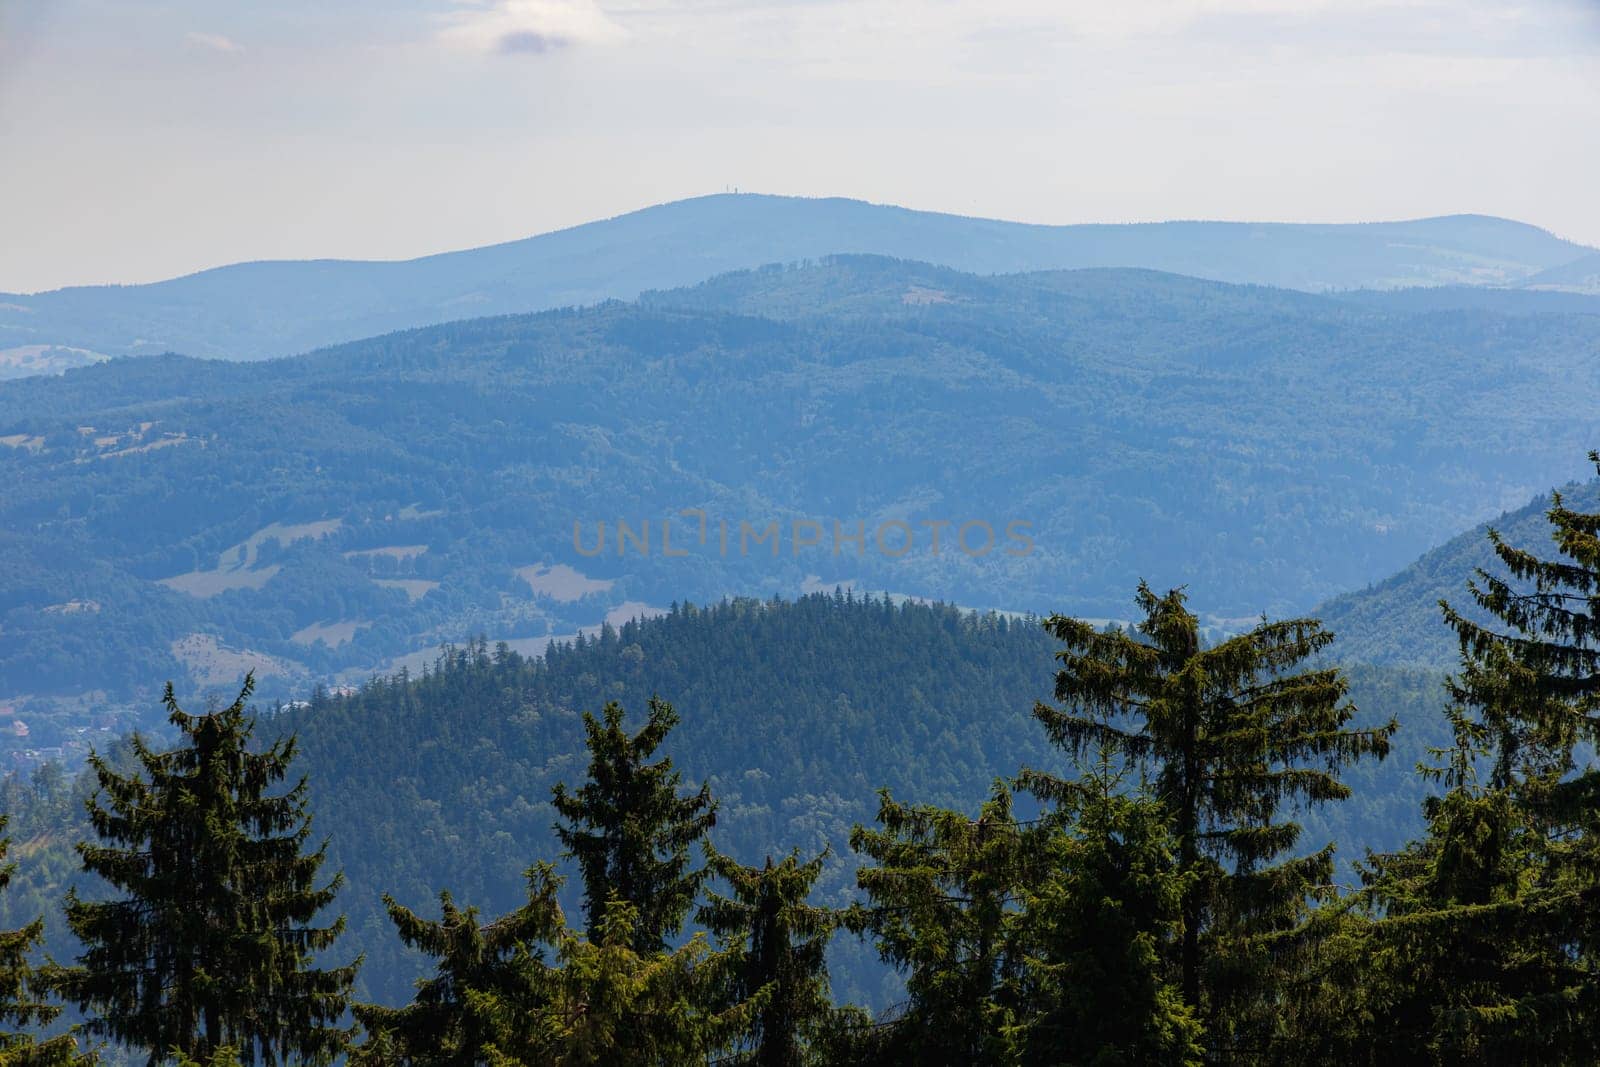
7;460;1600;1064
6;256;1600;714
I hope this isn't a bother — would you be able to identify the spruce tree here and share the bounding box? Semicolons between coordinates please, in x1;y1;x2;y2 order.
526;897;752;1066
360;875;752;1066
56;675;357;1066
1010;753;1203;1066
1342;774;1573;1063
1;816;85;1066
1032;583;1394;1050
550;698;715;953
1333;467;1600;1061
1443;466;1600;789
845;783;1028;1066
698;848;837;1067
353;864;567;1066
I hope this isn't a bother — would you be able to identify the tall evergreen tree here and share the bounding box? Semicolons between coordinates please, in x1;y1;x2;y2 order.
56;675;358;1066
353;864;567;1066
1340;768;1576;1063
1033;583;1394;1050
845;783;1028;1066
1429;468;1600;1055
1443;464;1600;789
1011;753;1203;1066
698;848;837;1067
1;816;85;1066
454;895;752;1067
550;698;716;953
1328;466;1600;1062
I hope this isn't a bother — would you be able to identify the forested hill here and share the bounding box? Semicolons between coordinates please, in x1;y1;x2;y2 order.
1317;478;1600;668
276;596;1450;1004
5;257;1600;716
0;593;1450;1010
279;594;1059;1003
1;193;1592;367
1333;285;1600;317
1;595;1061;1006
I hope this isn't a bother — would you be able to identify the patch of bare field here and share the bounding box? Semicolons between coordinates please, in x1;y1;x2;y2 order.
160;564;283;598
42;599;101;615
98;434;192;460
218;519;344;570
0;344;108;379
170;634;303;688
902;285;952;305
290;620;366;648
517;563;614;601
345;544;429;561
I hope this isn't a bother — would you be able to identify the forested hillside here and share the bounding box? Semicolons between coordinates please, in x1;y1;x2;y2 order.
4;258;1600;721
3;194;1590;366
285;594;1062;1005
1318;479;1600;667
1;593;1451;1013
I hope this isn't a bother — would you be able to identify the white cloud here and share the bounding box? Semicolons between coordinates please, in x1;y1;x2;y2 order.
183;31;242;53
438;0;626;55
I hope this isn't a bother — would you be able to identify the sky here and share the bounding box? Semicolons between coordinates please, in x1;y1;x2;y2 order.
1;0;1598;293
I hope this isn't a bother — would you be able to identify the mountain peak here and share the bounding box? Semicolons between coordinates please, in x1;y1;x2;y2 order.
2;195;1593;372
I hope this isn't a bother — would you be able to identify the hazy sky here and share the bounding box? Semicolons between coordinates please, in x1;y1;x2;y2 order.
2;0;1598;293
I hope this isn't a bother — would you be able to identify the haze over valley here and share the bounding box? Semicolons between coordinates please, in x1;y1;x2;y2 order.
11;0;1600;1055
4;228;1600;742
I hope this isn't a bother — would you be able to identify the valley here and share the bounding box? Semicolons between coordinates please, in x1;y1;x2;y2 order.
9;4;1600;1058
4;257;1600;730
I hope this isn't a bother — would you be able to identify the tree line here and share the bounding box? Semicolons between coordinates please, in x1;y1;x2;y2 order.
7;462;1600;1064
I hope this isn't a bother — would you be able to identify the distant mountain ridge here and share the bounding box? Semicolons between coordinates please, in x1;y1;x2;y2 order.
1525;251;1600;293
5;255;1600;715
0;194;1593;371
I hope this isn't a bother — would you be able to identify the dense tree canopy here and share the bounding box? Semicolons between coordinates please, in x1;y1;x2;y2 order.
1023;582;1395;1050
1299;458;1600;1062
7;258;1600;714
551;699;716;954
55;677;356;1066
1;524;1596;1063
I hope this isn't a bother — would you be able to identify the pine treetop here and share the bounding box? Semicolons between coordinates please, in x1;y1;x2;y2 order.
1031;583;1393;877
354;863;568;1066
699;846;837;1067
551;697;716;953
58;674;357;1067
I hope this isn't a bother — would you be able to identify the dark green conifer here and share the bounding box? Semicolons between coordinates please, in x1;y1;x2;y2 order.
845;783;1027;1066
56;675;357;1066
698;848;837;1067
1011;753;1203;1066
1336;465;1600;1062
550;697;715;953
1;816;85;1066
1034;583;1394;1050
355;867;748;1067
529;897;752;1066
353;864;567;1066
